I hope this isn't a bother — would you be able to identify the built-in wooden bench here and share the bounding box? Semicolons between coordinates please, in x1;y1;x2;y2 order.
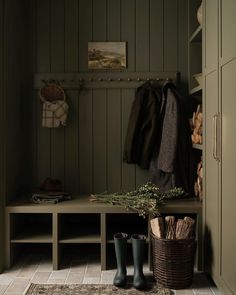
5;196;202;271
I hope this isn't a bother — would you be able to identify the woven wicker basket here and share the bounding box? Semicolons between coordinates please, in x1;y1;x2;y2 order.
39;83;66;103
151;233;196;289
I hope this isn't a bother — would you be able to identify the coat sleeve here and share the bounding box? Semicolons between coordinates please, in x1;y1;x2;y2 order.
157;88;179;173
123;87;145;164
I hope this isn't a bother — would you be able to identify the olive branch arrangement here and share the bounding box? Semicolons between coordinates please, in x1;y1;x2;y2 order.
89;182;185;217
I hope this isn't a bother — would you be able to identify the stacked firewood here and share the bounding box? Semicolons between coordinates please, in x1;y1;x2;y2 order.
150;216;195;240
194;158;203;201
190;104;202;144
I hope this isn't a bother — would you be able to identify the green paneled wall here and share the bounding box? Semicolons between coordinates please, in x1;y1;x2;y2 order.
31;0;188;194
0;0;4;273
4;0;30;201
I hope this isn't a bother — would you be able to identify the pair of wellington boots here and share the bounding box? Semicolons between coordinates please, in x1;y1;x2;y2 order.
113;232;147;290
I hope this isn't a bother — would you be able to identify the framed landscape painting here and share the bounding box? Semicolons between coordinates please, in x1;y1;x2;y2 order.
88;42;126;70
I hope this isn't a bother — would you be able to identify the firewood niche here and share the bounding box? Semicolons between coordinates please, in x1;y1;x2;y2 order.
190;104;202;145
150;216;195;240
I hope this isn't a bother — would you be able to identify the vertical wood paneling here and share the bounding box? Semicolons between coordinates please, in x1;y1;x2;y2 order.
51;0;65;183
31;91;38;187
178;0;188;94
164;0;178;71
135;166;148;188
51;0;65;72
136;0;150;71
107;0;120;41
92;0;107;193
150;0;164;71
64;1;79;192
78;0;93;193
121;89;136;191
107;90;121;192
79;90;93;193
65;0;79;72
93;90;107;192
65;90;79;192
78;0;92;71
107;0;121;192
121;0;135;71
37;102;51;183
32;0;188;193
28;0;38;187
93;0;107;41
37;0;50;72
36;0;51;183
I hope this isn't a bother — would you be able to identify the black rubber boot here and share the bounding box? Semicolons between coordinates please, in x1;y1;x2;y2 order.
113;232;128;287
131;234;147;290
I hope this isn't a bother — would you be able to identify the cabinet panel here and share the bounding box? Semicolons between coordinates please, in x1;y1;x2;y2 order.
221;0;236;61
204;71;219;278
221;58;236;293
205;0;218;71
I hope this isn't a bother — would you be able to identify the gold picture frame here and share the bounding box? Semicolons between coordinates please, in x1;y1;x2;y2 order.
88;42;126;70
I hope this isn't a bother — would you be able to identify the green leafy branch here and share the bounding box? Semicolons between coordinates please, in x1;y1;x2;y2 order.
89;182;185;218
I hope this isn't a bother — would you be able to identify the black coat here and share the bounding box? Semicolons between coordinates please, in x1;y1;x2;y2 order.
123;82;162;169
123;81;191;193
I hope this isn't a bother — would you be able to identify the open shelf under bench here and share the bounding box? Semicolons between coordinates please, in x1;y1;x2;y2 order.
5;195;202;271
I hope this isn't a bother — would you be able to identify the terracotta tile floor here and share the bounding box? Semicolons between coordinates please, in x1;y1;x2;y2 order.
0;253;221;295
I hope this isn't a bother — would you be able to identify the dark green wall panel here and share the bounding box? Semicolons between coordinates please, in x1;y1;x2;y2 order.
65;90;79;192
136;0;150;71
36;0;51;184
107;0;121;41
37;0;50;72
150;0;164;71
107;89;122;192
121;0;135;71
50;0;65;185
178;0;188;94
93;0;107;41
78;0;92;71
31;0;188;194
93;89;107;193
65;0;79;72
79;90;93;193
37;103;51;184
164;0;178;71
121;89;136;191
51;0;65;72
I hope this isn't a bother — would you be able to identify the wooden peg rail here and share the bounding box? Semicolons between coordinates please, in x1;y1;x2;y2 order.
34;72;180;89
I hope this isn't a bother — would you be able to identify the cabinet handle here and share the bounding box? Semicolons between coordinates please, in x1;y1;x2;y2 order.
213;114;217;160
213;113;220;161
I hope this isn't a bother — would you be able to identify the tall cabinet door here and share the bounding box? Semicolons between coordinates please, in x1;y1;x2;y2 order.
205;0;236;293
0;0;5;274
220;0;236;293
204;0;219;282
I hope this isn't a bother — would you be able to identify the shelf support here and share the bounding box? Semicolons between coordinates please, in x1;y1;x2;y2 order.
100;213;106;270
52;213;59;270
